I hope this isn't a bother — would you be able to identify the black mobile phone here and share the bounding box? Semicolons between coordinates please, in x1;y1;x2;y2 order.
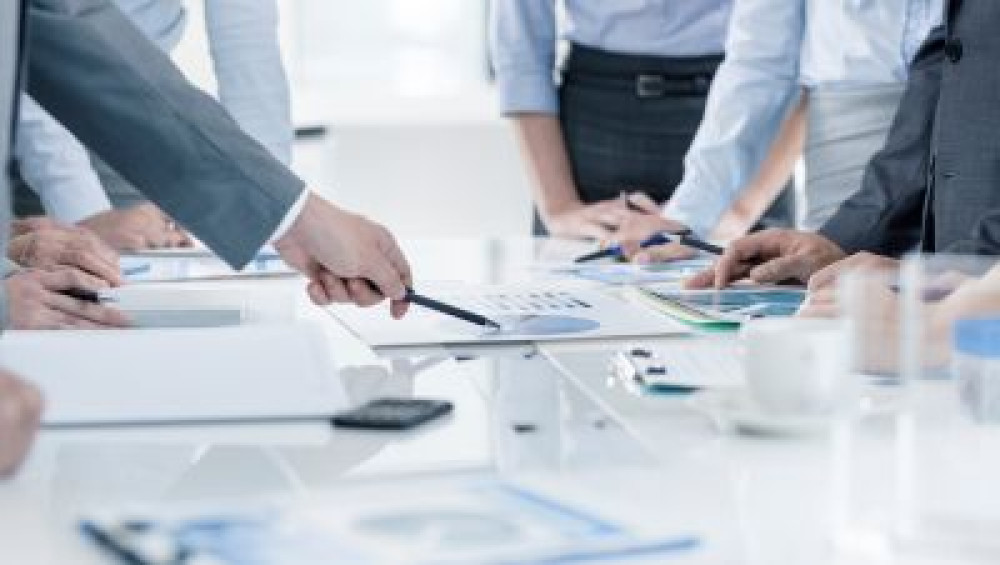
331;398;454;430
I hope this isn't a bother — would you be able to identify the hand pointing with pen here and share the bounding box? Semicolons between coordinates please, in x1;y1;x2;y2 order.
274;193;413;319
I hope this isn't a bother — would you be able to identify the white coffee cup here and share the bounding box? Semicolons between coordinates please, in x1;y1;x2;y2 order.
741;318;849;417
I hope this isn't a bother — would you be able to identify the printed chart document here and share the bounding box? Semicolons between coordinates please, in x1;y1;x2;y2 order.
81;474;702;565
0;324;346;426
328;282;688;348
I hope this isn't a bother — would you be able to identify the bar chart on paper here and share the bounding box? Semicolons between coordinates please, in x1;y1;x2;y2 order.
328;282;689;347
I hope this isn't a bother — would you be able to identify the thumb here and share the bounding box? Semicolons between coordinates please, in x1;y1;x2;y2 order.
363;254;407;301
683;269;717;290
627;192;661;214
749;255;809;284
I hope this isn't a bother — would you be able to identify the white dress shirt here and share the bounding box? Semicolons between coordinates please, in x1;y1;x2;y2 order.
15;0;294;227
664;0;944;237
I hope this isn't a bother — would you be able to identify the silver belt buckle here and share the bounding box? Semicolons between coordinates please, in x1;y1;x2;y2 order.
636;74;667;98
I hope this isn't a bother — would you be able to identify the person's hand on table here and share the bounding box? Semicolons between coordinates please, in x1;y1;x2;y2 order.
793;252;901;318
684;229;847;289
78;203;192;252
806;252;900;293
274;193;413;318
9;226;123;287
11;216;63;238
0;370;42;477
613;193;697;263
6;268;131;330
543;199;641;240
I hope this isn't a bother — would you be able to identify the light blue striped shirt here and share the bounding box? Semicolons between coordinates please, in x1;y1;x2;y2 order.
666;0;944;237
490;0;732;115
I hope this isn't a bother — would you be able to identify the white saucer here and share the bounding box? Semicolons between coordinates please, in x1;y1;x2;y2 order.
686;389;835;437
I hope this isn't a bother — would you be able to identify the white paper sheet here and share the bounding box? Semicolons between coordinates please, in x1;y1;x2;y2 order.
0;324;346;426
328;282;688;348
121;254;295;283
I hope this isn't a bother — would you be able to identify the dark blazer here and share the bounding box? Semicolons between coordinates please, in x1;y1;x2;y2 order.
820;0;1000;256
24;0;305;267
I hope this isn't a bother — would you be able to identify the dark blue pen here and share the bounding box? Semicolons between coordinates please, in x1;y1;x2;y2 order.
573;232;722;263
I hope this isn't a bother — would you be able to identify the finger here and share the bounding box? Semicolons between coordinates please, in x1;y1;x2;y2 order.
311;271;351;306
362;255;406;302
390;299;410;320
713;256;755;290
748;255;812;285
163;230;189;248
74;225;112;249
380;231;414;289
42;268;109;292
0;386;40;475
57;316;108;330
713;235;778;289
44;292;131;327
346;278;384;307
595;210;630;231
116;234;147;253
683;269;718;290
633;243;697;264
143;230;171;249
175;230;195;247
578;220;616;241
70;228;119;266
61;248;123;287
627;192;661;214
617;238;644;258
807;261;847;293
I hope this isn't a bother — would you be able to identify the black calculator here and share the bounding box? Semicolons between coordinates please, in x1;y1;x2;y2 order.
331;398;454;430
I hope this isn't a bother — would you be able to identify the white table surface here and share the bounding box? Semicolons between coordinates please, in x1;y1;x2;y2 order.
1;238;994;565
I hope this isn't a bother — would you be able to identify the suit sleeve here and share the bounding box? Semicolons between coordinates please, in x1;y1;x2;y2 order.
943;212;1000;255
24;0;304;268
818;27;946;257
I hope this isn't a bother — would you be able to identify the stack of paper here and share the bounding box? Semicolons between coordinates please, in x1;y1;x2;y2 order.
0;324;344;426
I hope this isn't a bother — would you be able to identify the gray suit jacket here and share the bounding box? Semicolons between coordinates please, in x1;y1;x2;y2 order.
24;0;304;267
820;0;1000;256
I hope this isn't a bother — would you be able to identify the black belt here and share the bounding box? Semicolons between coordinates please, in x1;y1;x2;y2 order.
562;43;723;98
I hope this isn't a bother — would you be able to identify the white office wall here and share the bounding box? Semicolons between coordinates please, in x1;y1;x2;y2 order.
170;1;533;239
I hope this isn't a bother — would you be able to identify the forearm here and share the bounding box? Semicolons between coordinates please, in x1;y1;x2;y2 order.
664;0;806;237
26;0;304;268
511;114;581;219
205;0;293;165
712;96;807;240
14;95;112;223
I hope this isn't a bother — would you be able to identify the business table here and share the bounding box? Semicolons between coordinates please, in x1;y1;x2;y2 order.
0;238;992;565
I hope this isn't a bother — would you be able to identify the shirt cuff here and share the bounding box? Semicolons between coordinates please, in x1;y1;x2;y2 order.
267;187;309;246
495;70;559;115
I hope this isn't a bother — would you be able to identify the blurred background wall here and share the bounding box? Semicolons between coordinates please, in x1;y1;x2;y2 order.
170;0;533;239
